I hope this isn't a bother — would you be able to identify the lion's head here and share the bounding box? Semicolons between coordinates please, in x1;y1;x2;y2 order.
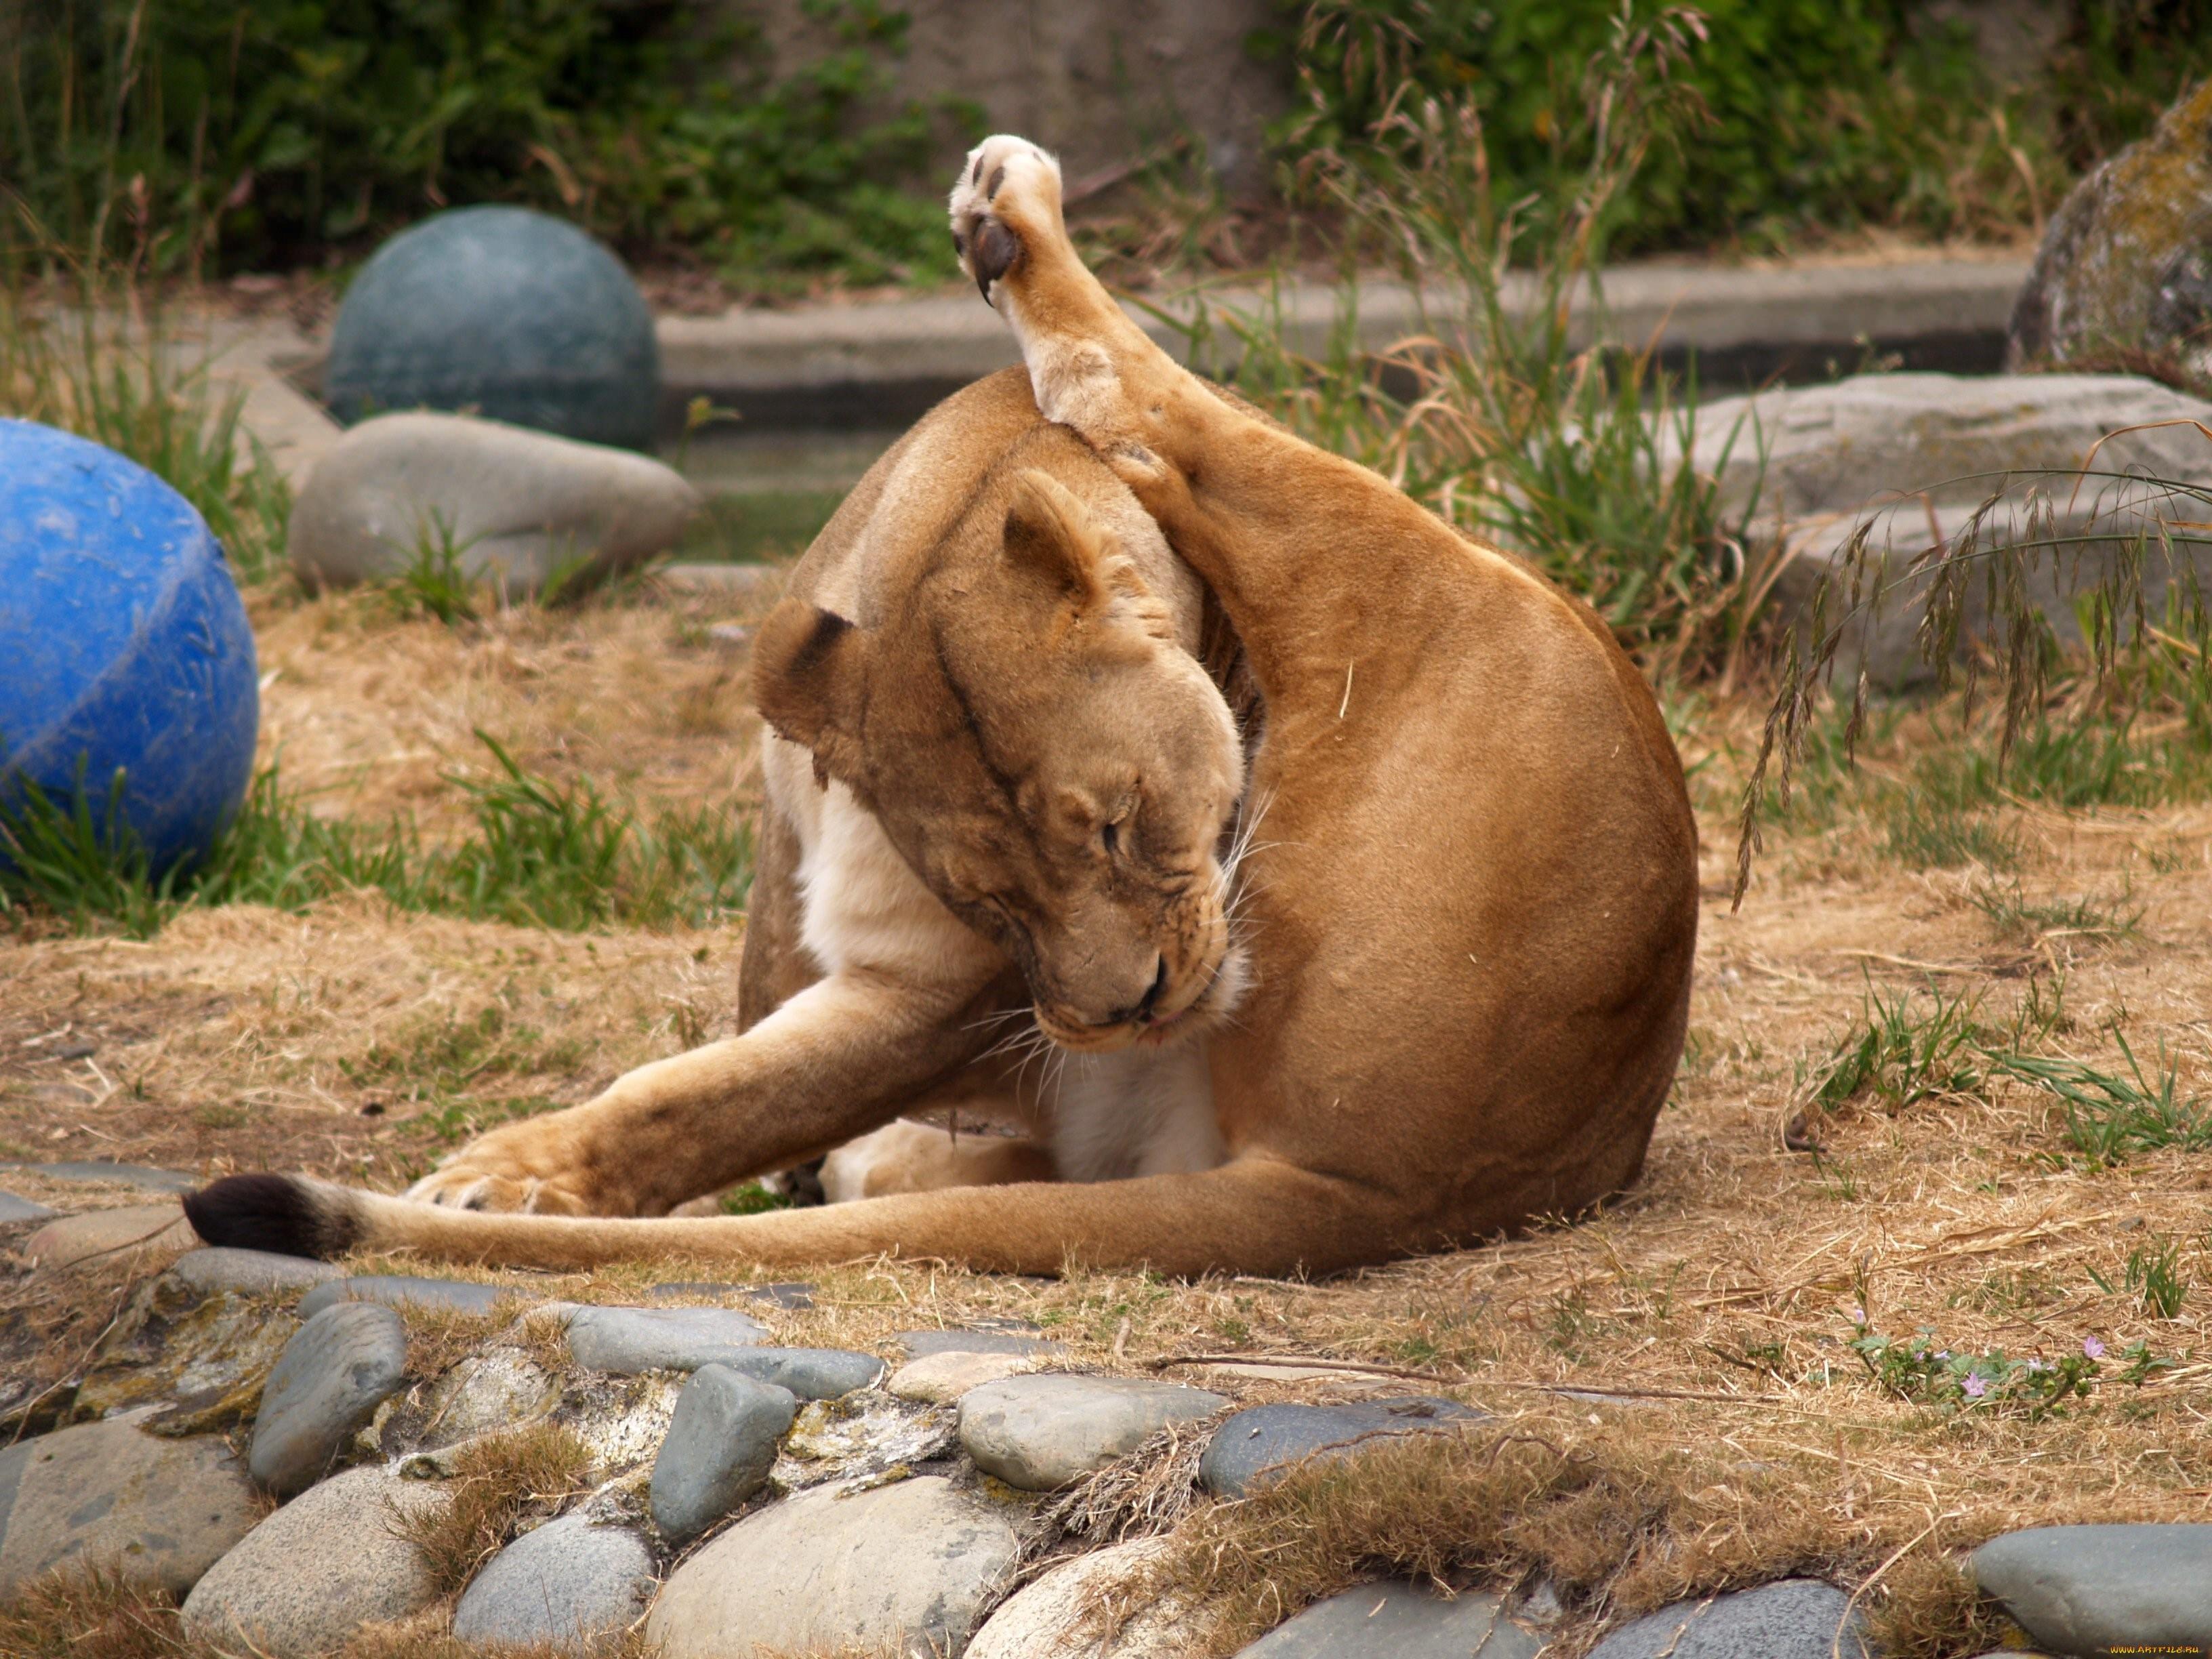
754;459;1247;1053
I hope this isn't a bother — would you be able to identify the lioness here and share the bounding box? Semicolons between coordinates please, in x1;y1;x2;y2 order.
184;136;1698;1276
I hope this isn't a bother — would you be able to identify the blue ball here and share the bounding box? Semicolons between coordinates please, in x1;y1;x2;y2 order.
326;205;660;451
0;419;260;876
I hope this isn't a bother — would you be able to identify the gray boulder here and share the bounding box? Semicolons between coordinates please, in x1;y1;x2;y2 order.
959;1374;1227;1491
0;1190;56;1223
1972;1523;2212;1655
26;1202;193;1269
1681;373;2212;688
2010;79;2212;375
182;1465;445;1657
13;1160;197;1193
169;1246;342;1297
968;1537;1216;1658
1588;1579;1868;1659
298;1273;510;1317
649;1365;798;1544
559;1303;769;1374
708;1345;884;1399
249;1300;409;1496
647;1475;1020;1658
452;1512;657;1653
1237;1582;1541;1658
289;411;698;593
0;1412;260;1596
1198;1397;1481;1498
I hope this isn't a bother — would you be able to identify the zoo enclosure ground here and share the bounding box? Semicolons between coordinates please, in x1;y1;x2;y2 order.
2;571;2209;1654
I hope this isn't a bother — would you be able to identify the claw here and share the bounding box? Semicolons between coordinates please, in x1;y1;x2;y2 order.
972;219;1019;306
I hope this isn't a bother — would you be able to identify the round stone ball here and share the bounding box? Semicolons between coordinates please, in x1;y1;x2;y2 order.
0;419;258;876
326;205;659;451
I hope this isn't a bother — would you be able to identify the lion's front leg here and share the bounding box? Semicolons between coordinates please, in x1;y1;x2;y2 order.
405;968;1004;1216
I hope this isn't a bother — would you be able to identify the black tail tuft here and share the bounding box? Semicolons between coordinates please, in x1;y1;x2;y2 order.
183;1173;359;1260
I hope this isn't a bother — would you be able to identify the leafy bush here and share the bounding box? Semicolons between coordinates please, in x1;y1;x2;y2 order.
1270;0;2212;254
2;0;977;283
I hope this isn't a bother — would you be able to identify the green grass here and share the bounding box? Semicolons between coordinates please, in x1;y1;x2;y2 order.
677;491;848;565
1986;1036;2212;1170
0;732;752;939
1967;880;2144;949
0;283;291;583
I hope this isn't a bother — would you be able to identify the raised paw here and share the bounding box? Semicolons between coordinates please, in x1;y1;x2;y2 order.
949;135;1064;308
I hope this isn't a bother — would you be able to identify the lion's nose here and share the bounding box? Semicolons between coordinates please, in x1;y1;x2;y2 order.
1098;955;1169;1027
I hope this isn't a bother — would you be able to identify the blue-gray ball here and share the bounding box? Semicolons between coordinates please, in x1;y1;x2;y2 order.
327;206;659;451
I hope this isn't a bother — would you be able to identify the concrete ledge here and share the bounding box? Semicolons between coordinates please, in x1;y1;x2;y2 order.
659;258;2030;426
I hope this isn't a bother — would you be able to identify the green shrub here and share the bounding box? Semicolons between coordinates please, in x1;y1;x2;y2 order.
2;0;977;284
1269;0;2212;254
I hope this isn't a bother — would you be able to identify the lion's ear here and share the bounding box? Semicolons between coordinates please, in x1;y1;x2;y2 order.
1002;469;1113;613
752;598;865;783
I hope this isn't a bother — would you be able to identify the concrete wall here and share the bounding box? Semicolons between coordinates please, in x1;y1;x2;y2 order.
729;0;1291;195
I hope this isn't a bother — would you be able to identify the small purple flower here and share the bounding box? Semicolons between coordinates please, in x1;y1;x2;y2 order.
2026;1359;2047;1373
1961;1373;1987;1399
1933;1349;1950;1361
2083;1336;2106;1360
1849;1305;1867;1324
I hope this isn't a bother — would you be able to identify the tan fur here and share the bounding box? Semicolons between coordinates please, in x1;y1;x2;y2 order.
251;136;1697;1277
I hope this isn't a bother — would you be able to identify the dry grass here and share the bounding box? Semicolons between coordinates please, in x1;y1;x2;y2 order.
5;586;2212;1657
0;1568;657;1659
388;1421;594;1596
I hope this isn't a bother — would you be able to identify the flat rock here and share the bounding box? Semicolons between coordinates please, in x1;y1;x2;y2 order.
559;1303;769;1373
648;1280;816;1310
12;1160;197;1193
649;1365;798;1544
249;1301;409;1496
1972;1523;2212;1655
648;1474;1019;1658
1237;1582;1541;1658
452;1511;657;1652
169;1246;343;1297
0;1190;56;1223
26;1202;194;1268
182;1465;445;1656
968;1536;1217;1659
706;1345;882;1399
896;1328;1063;1360
960;1375;1227;1491
407;1345;562;1451
1685;371;2212;520
0;1412;260;1596
1588;1579;1869;1659
288;411;699;592
298;1273;511;1317
73;1282;302;1425
1198;1397;1481;1498
888;1349;1040;1404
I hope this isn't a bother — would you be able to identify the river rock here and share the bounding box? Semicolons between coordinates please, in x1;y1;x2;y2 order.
288;411;699;593
649;1365;798;1544
14;1160;197;1193
0;1190;56;1223
452;1511;657;1652
298;1273;512;1317
960;1374;1227;1491
2011;79;2212;375
707;1345;884;1399
182;1465;445;1656
26;1202;193;1268
968;1537;1217;1659
897;1327;1061;1358
559;1303;769;1373
1237;1582;1541;1658
406;1345;562;1451
0;1412;260;1595
1198;1397;1481;1498
647;1474;1020;1658
170;1246;343;1297
1588;1579;1869;1659
1971;1523;2212;1655
71;1275;303;1425
249;1301;409;1495
888;1348;1039;1404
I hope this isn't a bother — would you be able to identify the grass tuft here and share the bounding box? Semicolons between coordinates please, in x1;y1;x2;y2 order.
389;1421;594;1597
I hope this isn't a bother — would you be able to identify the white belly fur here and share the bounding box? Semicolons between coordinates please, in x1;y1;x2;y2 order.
763;731;1223;1190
